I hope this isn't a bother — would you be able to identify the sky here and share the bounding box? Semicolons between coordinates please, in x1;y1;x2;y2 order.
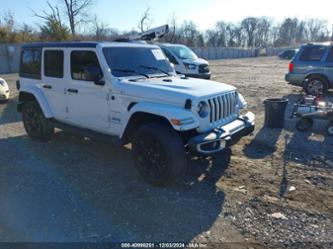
2;0;333;32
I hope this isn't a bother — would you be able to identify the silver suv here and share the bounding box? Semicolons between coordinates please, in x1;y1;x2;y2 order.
285;43;333;95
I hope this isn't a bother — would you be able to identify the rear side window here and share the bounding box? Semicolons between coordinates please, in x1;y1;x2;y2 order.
44;50;64;78
327;48;333;62
71;51;102;81
20;49;41;79
299;46;326;61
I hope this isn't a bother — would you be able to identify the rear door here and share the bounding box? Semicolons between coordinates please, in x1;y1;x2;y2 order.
41;48;68;121
295;46;327;75
324;47;333;85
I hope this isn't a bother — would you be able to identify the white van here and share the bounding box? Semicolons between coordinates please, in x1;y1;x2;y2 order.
159;44;211;79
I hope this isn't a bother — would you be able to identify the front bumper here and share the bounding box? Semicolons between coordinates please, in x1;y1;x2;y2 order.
188;112;255;154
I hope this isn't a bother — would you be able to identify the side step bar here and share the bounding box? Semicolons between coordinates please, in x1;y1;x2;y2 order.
51;119;124;146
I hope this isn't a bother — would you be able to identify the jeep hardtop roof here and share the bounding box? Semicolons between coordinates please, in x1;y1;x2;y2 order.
22;41;159;49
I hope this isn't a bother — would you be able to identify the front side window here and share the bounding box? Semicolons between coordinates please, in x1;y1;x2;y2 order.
44;50;64;78
20;49;41;79
71;51;102;81
300;46;326;61
162;48;178;64
103;47;174;78
169;45;198;60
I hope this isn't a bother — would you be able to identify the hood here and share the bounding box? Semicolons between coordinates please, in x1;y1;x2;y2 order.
122;76;236;105
182;58;208;65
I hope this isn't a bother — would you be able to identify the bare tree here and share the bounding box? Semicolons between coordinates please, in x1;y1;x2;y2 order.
33;2;63;26
306;18;327;42
0;10;15;42
138;7;153;32
275;18;298;46
226;23;238;47
33;2;70;41
241;17;258;47
255;17;272;47
215;21;227;47
92;15;108;40
165;12;177;42
60;0;93;35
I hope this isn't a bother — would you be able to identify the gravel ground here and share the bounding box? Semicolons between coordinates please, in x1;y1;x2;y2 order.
0;57;332;248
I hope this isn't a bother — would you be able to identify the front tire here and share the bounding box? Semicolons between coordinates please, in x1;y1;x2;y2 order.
132;123;187;186
22;101;54;142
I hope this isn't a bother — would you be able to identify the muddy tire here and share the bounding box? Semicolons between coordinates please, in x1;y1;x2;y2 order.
296;118;313;132
22;101;54;142
304;76;328;96
132;123;187;186
326;121;333;136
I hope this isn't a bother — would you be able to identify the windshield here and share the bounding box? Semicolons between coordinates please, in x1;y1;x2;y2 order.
103;47;174;78
169;45;198;60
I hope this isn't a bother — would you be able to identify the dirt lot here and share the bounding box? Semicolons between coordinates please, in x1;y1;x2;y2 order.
0;57;332;248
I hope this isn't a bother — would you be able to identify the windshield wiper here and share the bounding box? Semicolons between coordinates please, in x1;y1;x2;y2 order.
139;65;170;77
112;68;149;78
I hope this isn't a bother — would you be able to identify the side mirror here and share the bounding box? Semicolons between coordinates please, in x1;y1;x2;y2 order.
84;66;105;86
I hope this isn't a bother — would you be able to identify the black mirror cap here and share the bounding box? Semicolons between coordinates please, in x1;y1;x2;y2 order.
185;99;192;110
84;66;103;83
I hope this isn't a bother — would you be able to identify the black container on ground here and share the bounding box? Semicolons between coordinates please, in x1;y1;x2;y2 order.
264;98;288;128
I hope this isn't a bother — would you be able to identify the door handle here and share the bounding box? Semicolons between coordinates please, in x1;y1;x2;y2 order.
42;84;52;89
67;88;79;94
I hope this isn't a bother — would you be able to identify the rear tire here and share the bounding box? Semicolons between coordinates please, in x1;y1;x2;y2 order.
22;101;54;142
132;123;187;186
304;76;328;96
296;118;313;132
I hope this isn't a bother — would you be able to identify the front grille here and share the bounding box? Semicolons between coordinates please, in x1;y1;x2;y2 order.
199;64;210;73
207;92;238;123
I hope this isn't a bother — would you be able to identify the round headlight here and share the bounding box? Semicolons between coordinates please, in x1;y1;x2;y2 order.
197;101;209;118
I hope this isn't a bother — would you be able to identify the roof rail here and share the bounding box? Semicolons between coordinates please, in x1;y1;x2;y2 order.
114;25;169;43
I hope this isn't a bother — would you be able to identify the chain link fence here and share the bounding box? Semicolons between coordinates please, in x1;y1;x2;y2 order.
191;47;288;60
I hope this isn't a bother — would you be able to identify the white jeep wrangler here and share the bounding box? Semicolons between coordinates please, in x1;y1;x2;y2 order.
17;41;255;186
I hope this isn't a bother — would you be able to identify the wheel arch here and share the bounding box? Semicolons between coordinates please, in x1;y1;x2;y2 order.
18;89;53;118
304;73;330;87
120;102;199;142
122;112;172;143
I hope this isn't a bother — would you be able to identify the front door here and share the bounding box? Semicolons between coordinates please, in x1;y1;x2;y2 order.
66;49;110;131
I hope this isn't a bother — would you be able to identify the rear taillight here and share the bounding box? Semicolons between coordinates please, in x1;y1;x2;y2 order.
289;62;294;73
